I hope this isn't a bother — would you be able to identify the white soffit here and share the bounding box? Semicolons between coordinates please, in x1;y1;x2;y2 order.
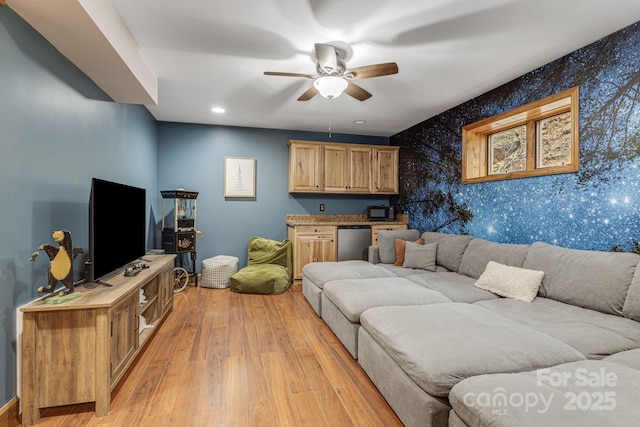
8;0;157;105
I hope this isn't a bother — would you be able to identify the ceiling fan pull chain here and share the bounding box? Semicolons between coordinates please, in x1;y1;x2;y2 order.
328;98;333;138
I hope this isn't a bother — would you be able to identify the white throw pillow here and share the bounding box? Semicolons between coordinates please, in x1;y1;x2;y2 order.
474;261;544;302
402;241;437;271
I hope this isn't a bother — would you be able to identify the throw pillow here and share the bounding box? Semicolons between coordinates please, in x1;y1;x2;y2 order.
394;238;425;266
474;261;544;303
402;241;437;271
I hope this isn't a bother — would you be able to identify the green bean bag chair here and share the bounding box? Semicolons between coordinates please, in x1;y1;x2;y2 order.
229;237;292;294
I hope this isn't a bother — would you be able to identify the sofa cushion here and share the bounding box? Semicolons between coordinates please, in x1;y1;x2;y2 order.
458;238;530;279
421;232;473;272
377;229;421;264
523;241;640;316
449;360;640;427
603;348;640;371
302;260;394;289
377;263;450;277
623;267;640;322
407;272;499;303
360;303;585;397
475;297;640;359
402;241;437;271
474;261;544;303
323;277;451;323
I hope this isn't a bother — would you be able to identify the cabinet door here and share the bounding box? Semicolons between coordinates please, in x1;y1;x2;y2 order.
292;226;337;279
323;145;349;192
348;146;372;192
289;142;322;192
373;147;399;194
294;235;337;279
110;292;138;381
160;268;173;315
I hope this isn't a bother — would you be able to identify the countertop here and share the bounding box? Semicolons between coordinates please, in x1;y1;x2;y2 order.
286;214;409;227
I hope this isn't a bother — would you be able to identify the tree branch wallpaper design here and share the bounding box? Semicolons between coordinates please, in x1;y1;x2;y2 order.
392;22;640;252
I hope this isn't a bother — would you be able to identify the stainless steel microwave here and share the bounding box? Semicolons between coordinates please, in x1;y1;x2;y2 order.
367;205;395;221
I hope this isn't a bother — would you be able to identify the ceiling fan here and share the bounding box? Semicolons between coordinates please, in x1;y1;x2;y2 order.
264;43;398;101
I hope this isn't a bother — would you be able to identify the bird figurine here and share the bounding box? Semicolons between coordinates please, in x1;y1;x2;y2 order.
35;230;84;295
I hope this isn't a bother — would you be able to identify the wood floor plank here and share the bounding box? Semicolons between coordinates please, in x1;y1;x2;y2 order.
263;295;312;394
292;391;330;427
296;347;355;427
260;352;302;426
17;285;402;427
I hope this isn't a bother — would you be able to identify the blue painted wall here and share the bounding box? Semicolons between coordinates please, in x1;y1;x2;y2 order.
157;123;389;268
0;8;158;407
392;22;640;252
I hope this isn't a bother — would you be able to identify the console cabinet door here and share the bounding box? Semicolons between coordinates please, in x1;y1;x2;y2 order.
373;147;399;194
289;141;322;192
160;268;173;315
110;292;138;381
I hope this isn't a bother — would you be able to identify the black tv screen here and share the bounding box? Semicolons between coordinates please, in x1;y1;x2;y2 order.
89;178;147;281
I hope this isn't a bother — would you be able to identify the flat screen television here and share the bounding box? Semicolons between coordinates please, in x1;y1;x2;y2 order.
89;178;147;282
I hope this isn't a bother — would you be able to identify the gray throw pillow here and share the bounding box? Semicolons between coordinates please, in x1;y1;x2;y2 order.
378;229;421;264
402;242;437;271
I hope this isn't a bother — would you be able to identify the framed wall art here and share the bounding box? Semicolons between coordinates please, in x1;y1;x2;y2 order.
224;157;256;198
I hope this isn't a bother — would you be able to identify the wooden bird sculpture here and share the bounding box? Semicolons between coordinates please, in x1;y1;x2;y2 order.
36;230;84;295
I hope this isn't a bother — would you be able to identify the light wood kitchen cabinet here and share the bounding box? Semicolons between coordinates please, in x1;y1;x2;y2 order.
371;224;408;245
20;255;176;426
289;141;322;192
323;144;372;193
289;225;337;280
373;147;399;194
289;140;397;194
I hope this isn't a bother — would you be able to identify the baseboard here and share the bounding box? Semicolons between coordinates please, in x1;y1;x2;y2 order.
0;397;19;427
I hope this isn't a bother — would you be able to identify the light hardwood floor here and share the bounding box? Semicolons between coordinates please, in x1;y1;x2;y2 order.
13;284;402;426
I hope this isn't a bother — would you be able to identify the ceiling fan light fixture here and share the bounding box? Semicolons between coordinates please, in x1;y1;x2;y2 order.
314;76;348;99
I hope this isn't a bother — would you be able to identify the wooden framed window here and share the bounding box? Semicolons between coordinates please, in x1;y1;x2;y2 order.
462;86;579;183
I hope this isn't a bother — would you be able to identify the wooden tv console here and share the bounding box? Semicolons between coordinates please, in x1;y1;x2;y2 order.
20;254;176;426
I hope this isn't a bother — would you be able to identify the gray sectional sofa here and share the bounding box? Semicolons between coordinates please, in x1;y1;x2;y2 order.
301;230;640;426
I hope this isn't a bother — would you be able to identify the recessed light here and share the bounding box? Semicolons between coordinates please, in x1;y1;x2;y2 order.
353;119;367;124
211;107;226;114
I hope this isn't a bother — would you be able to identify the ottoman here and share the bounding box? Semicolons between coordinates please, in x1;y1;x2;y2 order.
358;303;586;427
322;277;451;358
201;255;239;288
301;260;395;316
449;359;640;426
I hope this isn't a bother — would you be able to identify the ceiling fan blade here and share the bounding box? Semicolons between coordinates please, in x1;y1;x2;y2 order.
264;71;316;79
297;86;319;101
315;43;338;74
344;82;372;101
345;62;398;79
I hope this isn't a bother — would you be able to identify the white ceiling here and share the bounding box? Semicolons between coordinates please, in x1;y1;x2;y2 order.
11;0;640;137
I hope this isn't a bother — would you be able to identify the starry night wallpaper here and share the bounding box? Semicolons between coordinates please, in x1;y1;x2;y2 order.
391;22;640;252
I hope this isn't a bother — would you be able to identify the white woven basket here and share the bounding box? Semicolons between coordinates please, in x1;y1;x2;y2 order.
201;255;239;289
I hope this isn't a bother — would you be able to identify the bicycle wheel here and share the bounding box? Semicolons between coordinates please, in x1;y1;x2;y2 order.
173;267;189;293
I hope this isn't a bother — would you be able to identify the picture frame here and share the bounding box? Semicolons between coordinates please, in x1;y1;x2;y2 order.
224;157;256;198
